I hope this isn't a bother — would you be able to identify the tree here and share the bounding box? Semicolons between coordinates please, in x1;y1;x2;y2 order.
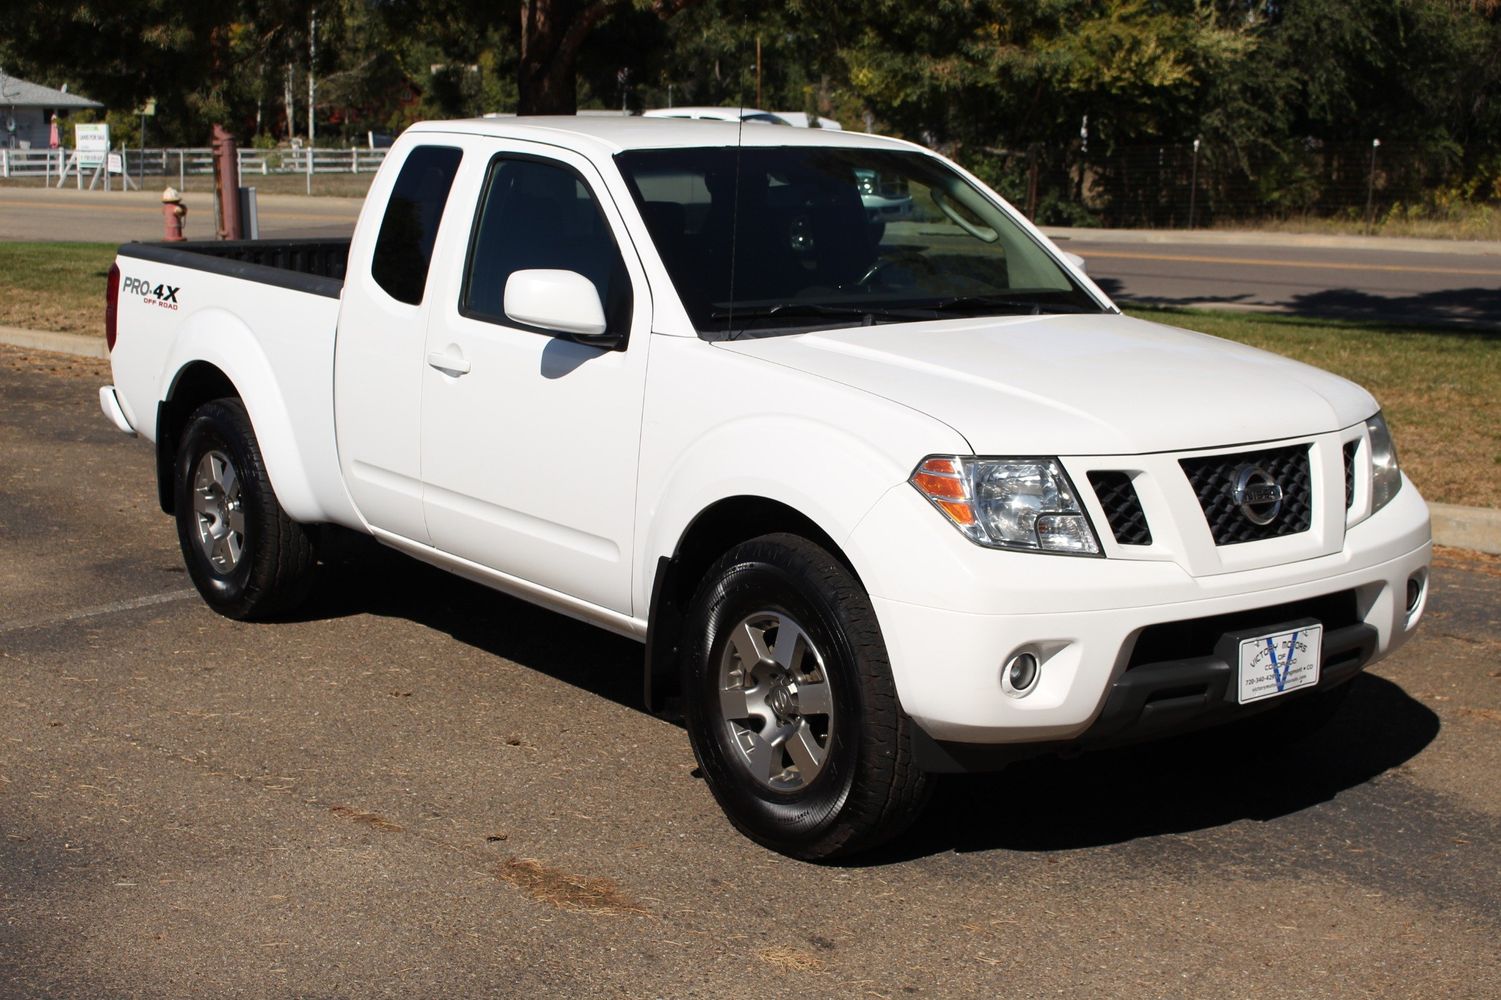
517;0;705;113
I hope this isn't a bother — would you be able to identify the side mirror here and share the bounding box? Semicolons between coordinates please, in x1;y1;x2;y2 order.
504;269;620;347
1061;251;1087;274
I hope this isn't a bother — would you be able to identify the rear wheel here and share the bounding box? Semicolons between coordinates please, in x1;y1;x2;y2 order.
173;398;316;620
681;533;930;860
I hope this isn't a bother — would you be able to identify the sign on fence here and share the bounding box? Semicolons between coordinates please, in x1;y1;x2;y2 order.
75;124;109;167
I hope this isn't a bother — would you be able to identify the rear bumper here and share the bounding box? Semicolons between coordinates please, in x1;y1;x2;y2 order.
99;385;136;436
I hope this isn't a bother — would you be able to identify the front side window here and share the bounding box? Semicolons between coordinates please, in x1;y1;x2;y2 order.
370;145;463;305
462;157;632;335
616;146;1104;338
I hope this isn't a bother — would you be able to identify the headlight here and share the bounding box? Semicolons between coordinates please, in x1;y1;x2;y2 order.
910;456;1101;555
1366;411;1402;513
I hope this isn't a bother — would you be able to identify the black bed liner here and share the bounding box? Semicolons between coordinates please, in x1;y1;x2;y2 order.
118;239;350;299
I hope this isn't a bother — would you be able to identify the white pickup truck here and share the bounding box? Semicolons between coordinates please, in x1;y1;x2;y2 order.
100;117;1431;858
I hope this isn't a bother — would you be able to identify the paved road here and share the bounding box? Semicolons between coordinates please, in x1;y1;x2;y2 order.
2;346;1498;998
0;186;361;242
1056;235;1501;328
5;185;1501;327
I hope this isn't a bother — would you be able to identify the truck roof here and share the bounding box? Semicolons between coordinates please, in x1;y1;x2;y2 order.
406;115;919;157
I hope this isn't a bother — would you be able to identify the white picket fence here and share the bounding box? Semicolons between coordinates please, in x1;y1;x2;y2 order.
0;146;387;184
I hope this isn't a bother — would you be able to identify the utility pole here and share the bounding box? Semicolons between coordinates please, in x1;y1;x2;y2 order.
284;64;294;142
755;35;762;109
307;9;317;148
1188;137;1200;228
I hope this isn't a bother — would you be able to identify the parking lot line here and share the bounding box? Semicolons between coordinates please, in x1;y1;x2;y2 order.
0;588;197;635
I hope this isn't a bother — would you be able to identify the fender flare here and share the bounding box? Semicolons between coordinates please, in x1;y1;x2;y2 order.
160;308;327;524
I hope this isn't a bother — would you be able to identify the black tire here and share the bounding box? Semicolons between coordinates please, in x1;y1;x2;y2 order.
681;533;930;860
173;398;316;621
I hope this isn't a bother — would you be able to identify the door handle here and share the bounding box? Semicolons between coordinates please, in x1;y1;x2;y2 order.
426;351;471;376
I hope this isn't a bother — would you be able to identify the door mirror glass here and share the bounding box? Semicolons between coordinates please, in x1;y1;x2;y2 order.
505;269;612;342
462;156;633;346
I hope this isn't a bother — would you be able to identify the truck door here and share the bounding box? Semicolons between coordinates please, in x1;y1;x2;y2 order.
334;143;465;543
418;145;651;615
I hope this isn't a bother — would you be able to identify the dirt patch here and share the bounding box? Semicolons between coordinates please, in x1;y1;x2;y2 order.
328;805;403;832
1433;545;1501;578
757;946;825;972
1459;707;1501;724
0;344;111;380
495;857;649;916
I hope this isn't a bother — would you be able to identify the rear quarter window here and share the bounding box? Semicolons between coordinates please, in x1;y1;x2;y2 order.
370;145;463;305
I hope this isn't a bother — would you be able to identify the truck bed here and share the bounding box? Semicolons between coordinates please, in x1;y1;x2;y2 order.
118;238;350;298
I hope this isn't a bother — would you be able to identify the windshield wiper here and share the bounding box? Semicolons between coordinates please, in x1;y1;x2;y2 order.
709;302;938;324
929;295;1094;316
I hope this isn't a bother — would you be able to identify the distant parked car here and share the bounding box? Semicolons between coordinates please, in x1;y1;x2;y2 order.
774;112;843;130
855;167;914;221
642;106;790;126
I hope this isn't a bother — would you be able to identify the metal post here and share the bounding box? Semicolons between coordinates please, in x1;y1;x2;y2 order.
755;35;763;109
307;9;317;150
1365;138;1381;233
179;149;185;191
1188;137;1200;228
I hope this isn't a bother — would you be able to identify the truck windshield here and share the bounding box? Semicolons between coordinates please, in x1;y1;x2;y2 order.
615;146;1105;338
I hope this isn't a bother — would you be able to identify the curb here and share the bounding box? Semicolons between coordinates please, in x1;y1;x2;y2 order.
3;324;1498;555
1429;503;1501;556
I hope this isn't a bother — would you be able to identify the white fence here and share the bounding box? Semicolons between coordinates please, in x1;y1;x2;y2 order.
0;146;387;184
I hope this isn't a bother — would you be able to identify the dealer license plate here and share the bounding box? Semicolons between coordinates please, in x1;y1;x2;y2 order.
1237;624;1323;705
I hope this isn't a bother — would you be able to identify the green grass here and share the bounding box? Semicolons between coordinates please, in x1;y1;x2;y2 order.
0;242;116;337
1127;307;1501;509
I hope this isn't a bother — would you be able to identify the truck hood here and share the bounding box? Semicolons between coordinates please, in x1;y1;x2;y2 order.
715;313;1377;455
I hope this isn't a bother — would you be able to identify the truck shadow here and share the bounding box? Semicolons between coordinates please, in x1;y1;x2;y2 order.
294;530;1442;863
880;672;1440;861
294;528;647;710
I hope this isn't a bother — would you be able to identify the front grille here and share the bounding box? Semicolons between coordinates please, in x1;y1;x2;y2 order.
1343;440;1358;510
1088;471;1153;545
1179;444;1313;545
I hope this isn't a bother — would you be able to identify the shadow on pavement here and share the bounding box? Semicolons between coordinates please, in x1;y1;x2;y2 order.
288;529;1443;865
1100;278;1501;333
881;672;1439;860
293;528;648;714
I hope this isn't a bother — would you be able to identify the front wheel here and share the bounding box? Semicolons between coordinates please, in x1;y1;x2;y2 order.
681;533;930;860
173;398;316;620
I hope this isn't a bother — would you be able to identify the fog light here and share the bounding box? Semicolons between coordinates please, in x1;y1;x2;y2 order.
1003;652;1040;697
1406;576;1423;614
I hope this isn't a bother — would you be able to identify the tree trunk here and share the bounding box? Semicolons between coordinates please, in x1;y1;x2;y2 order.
518;0;589;115
517;0;705;116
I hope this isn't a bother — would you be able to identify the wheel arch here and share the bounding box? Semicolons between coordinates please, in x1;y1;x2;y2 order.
155;311;335;524
643;494;865;712
155;360;238;513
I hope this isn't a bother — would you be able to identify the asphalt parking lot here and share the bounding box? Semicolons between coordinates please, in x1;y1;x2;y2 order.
3;345;1499;998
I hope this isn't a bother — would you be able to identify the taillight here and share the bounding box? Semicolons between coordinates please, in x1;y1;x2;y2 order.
105;262;121;352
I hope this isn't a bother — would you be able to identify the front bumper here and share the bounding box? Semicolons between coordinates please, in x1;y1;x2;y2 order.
846;468;1431;753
